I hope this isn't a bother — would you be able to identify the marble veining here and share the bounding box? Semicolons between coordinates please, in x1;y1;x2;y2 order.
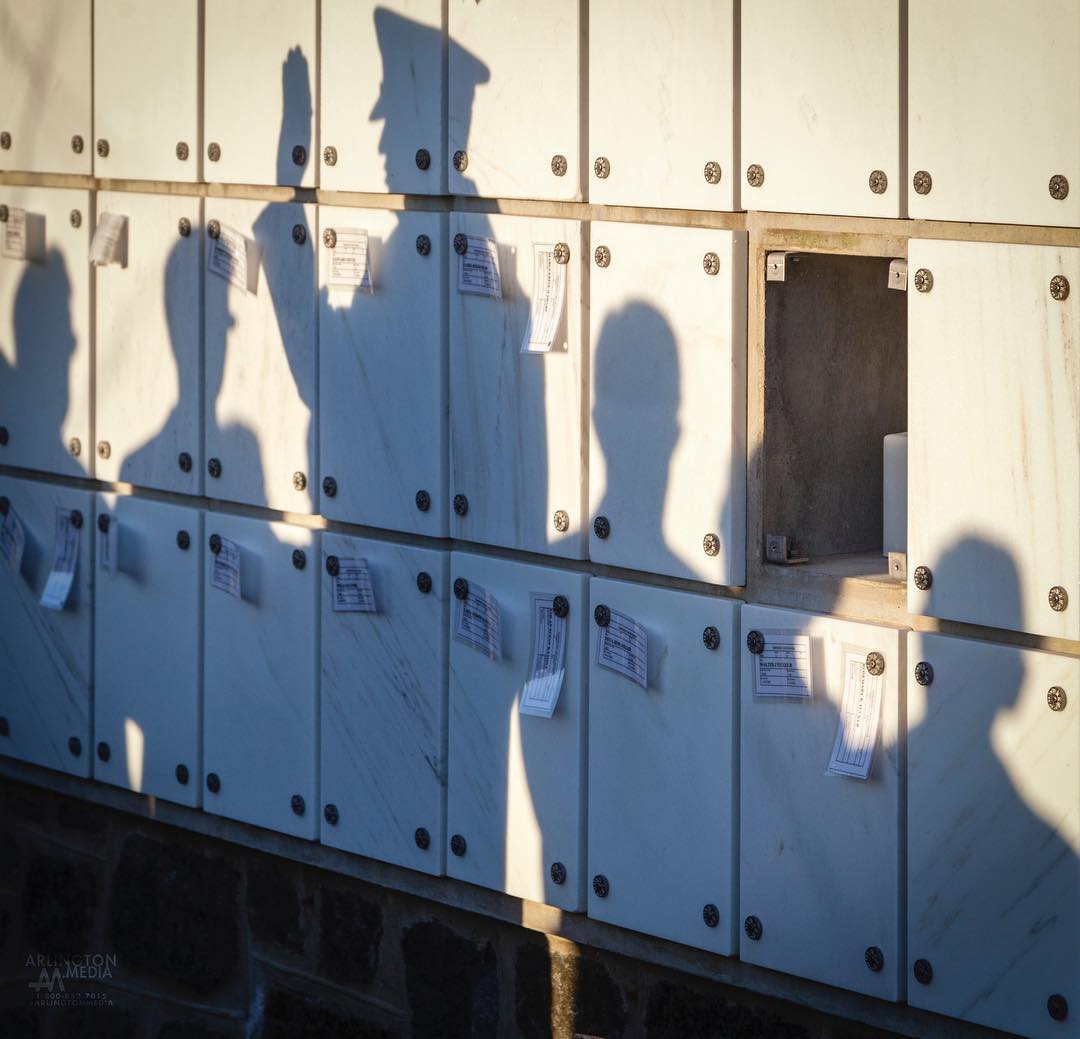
587;577;739;956
0;475;92;778
320;534;448;875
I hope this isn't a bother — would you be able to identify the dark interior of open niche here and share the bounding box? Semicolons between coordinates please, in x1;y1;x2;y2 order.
763;252;907;577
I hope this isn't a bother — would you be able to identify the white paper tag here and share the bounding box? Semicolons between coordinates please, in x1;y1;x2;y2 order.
0;504;26;574
39;507;80;611
98;516;119;577
332;557;377;613
210;537;242;598
89;212;127;266
596;609;648;689
457;236;502;299
519;593;568;717
207;223;258;294
2;207;27;260
521;245;566;353
328;228;372;293
753;632;813;700
454;581;502;659
826;649;885;780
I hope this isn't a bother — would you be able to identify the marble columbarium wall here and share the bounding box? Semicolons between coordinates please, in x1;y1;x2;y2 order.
0;2;1077;1037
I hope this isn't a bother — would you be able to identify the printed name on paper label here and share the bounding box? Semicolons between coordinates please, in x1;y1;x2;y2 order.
89;212;128;267
98;517;119;577
210;537;242;599
453;580;502;659
753;632;812;699
207;223;257;294
826;649;885;780
332;557;377;613
2;207;27;260
519;593;569;717
521;244;567;353
0;505;26;575
328;228;373;293
457;235;502;299
596;609;648;689
39;507;80;611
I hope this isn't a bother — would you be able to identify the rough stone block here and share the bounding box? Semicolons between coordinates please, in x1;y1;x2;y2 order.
21;854;98;951
246;856;304;956
109;835;240;995
317;887;382;988
259;983;400;1039
402;920;497;1039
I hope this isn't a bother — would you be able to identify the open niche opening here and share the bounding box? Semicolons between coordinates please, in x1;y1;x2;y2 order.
763;252;907;580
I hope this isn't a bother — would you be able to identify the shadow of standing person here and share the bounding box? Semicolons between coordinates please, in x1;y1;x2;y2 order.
907;536;1078;1034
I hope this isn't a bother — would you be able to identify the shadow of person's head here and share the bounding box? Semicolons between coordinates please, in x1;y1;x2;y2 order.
276;45;311;186
593;301;680;508
372;6;488;192
13;246;75;429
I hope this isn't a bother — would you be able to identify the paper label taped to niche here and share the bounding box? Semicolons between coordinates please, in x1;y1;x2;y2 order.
457;236;501;299
89;212;127;266
521;245;566;353
0;505;26;574
753;632;812;699
333;557;377;613
40;507;80;611
2;208;27;260
454;581;502;658
208;224;257;294
210;537;242;598
328;228;372;293
520;593;568;717
596;609;648;688
826;649;884;780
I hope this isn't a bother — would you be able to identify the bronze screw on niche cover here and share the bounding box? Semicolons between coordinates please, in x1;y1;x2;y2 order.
68;437;81;458
553;510;570;533
704;161;722;184
746;164;765;188
323;228;337;249
452;150;468;172
323;146;338;166
416;234;431;256
913;170;932;195
551;154;567;177
868;170;888;194
913;269;934;293
594;156;610;179
291;794;305;816
703;904;720;928
415;148;431;170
